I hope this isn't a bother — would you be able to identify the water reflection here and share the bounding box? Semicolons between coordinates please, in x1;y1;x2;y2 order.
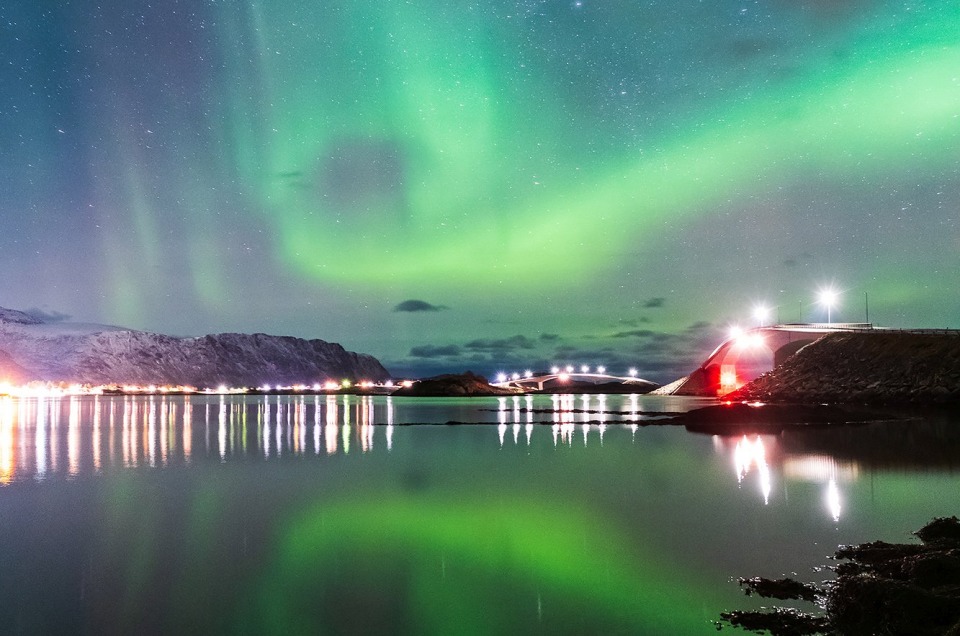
716;433;868;522
733;435;772;505
2;392;957;531
0;394;397;482
495;394;641;448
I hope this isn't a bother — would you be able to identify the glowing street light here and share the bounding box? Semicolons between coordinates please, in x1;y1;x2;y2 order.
628;368;638;377
753;305;770;327
550;366;560;374
818;288;839;324
580;365;589;373
596;366;606;374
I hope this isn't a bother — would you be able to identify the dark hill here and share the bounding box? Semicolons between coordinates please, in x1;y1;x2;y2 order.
392;372;520;397
730;331;960;404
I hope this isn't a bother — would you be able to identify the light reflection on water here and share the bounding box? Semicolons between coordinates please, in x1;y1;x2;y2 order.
0;393;933;527
0;393;958;634
0;394;401;481
0;393;710;484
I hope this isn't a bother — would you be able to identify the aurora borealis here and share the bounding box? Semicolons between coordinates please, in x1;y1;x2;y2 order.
2;1;958;379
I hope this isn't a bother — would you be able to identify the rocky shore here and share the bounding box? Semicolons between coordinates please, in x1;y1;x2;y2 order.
721;516;960;635
730;331;960;405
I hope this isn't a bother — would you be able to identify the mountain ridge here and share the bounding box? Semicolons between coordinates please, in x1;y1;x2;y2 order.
0;308;389;386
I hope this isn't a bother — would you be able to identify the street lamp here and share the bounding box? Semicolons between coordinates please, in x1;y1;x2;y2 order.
818;288;839;324
753;305;770;327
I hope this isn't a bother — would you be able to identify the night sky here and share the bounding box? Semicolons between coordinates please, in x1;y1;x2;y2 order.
2;1;958;381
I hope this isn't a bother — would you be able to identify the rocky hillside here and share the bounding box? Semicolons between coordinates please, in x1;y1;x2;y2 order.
0;308;390;387
731;331;960;404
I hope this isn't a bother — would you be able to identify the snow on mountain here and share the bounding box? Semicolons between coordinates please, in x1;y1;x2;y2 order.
0;349;31;384
0;307;42;325
0;308;390;386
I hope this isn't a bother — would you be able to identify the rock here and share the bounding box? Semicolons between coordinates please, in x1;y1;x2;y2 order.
392;372;520;397
722;516;960;635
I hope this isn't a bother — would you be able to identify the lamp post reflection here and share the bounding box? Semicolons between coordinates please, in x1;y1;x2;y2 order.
733;435;771;505
721;433;860;522
0;393;402;482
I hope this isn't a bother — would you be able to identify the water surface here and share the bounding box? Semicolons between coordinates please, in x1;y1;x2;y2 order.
0;394;957;634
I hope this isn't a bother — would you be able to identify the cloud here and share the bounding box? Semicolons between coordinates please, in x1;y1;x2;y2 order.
614;317;651;328
23;308;71;323
409;344;462;358
464;335;536;352
783;252;813;268
612;329;655;339
394;299;448;313
543;320;722;383
539;333;560;342
642;297;666;309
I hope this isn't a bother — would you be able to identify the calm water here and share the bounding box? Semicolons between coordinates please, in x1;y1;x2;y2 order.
0;394;958;635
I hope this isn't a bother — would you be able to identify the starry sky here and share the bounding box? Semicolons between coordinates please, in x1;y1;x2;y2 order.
2;1;958;381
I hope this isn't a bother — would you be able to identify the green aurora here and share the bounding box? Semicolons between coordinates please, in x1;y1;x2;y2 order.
1;1;958;377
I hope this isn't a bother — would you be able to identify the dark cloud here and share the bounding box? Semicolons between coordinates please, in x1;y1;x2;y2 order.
612;329;655;339
464;335;536;352
394;299;448;313
23;308;71;323
783;252;814;268
409;344;461;358
539;333;560;342
642;297;666;309
543;321;722;383
615;317;651;328
392;321;723;383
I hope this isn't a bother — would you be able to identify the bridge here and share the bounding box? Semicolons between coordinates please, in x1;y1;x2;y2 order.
492;371;659;391
661;322;876;397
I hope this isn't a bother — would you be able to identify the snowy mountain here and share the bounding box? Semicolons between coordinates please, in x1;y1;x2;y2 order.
0;308;390;386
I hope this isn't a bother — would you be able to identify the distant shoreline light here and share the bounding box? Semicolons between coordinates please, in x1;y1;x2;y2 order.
0;380;408;399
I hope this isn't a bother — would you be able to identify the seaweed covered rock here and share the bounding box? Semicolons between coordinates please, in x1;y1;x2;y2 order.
721;516;960;635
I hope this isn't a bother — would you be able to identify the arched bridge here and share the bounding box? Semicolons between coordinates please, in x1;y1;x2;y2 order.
665;323;875;397
493;372;659;391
